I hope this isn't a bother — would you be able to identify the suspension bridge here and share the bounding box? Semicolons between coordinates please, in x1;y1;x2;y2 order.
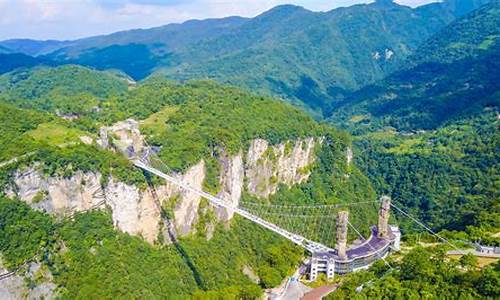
0;142;462;282
134;148;401;279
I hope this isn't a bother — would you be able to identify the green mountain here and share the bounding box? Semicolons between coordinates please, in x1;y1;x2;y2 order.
0;65;129;113
157;0;490;115
0;0;485;116
0;45;12;54
329;3;499;239
0;1;498;298
0;67;377;298
324;9;500;297
0;39;70;56
331;3;500;132
0;53;56;74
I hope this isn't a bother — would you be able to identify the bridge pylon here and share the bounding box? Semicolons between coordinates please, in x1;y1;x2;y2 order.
378;196;391;239
336;211;349;260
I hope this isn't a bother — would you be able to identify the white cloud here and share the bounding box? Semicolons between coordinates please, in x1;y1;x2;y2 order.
0;0;438;40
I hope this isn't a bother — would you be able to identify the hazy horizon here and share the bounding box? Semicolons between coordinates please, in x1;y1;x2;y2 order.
0;0;436;41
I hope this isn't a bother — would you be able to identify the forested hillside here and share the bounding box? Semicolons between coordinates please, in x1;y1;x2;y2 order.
0;66;377;298
329;2;499;247
0;0;489;116
0;53;55;74
329;247;499;298
331;3;500;131
0;1;498;299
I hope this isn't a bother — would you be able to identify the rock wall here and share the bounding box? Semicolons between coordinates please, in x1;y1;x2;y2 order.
246;138;317;198
155;160;206;236
6;167;105;215
216;151;244;222
5;133;320;243
7;167;161;243
0;261;55;300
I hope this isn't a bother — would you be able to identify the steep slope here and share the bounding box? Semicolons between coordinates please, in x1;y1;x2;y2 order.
0;53;56;74
0;71;377;297
0;45;12;54
328;4;499;238
15;0;486;117
41;17;248;80
161;0;485;115
331;3;500;132
0;65;129;113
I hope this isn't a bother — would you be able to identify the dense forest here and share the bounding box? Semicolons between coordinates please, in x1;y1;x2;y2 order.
330;2;499;245
0;0;498;299
329;247;499;298
0;0;490;116
0;68;378;297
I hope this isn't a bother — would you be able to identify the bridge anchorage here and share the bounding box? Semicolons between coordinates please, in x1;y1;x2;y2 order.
133;149;400;281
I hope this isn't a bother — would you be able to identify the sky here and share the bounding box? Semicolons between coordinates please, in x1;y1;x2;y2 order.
0;0;437;41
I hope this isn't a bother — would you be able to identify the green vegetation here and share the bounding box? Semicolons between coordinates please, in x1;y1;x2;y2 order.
0;65;127;114
352;110;499;241
0;102;49;161
139;81;325;171
329;247;500;299
0;1;478;116
0;195;304;298
329;3;499;245
0;197;54;269
0;68;373;297
331;3;500;131
53;211;196;298
26;122;91;146
0;2;498;298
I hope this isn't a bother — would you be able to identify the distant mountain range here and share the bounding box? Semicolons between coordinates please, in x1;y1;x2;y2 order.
0;0;491;116
330;2;500;131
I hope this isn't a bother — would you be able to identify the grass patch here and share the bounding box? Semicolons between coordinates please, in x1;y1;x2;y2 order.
141;106;178;136
478;35;498;50
349;114;369;123
26;122;90;147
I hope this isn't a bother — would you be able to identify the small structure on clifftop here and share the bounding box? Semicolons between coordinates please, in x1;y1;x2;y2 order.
309;196;400;280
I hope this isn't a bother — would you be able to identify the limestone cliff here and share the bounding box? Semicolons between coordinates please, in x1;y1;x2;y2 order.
6;166;160;243
246;138;318;198
216;150;244;222
5;117;323;243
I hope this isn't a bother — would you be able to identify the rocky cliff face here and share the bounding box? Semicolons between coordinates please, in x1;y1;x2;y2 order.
5;119;321;243
6;166;105;215
0;261;55;300
216;151;244;222
6;166;160;243
246;138;317;198
155;160;206;236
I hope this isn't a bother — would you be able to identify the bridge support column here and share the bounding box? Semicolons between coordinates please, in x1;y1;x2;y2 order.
378;196;391;238
326;257;335;279
310;257;319;281
336;211;349;260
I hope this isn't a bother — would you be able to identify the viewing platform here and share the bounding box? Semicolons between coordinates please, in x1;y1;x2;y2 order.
309;196;400;280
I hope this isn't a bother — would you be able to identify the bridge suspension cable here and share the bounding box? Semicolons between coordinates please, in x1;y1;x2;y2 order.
347;220;394;270
390;200;466;255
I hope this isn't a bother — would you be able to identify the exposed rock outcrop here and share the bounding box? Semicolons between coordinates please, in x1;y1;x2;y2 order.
5;136;320;243
155;160;206;236
246;138;317;198
105;179;160;242
6;167;105;215
0;261;56;300
5;115;322;243
216;151;244;222
97;119;145;158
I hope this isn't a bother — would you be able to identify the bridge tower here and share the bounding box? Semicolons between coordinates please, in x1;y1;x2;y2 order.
378;196;391;238
336;210;349;260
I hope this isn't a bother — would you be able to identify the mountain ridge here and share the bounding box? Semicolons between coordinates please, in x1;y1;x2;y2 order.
0;0;490;116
